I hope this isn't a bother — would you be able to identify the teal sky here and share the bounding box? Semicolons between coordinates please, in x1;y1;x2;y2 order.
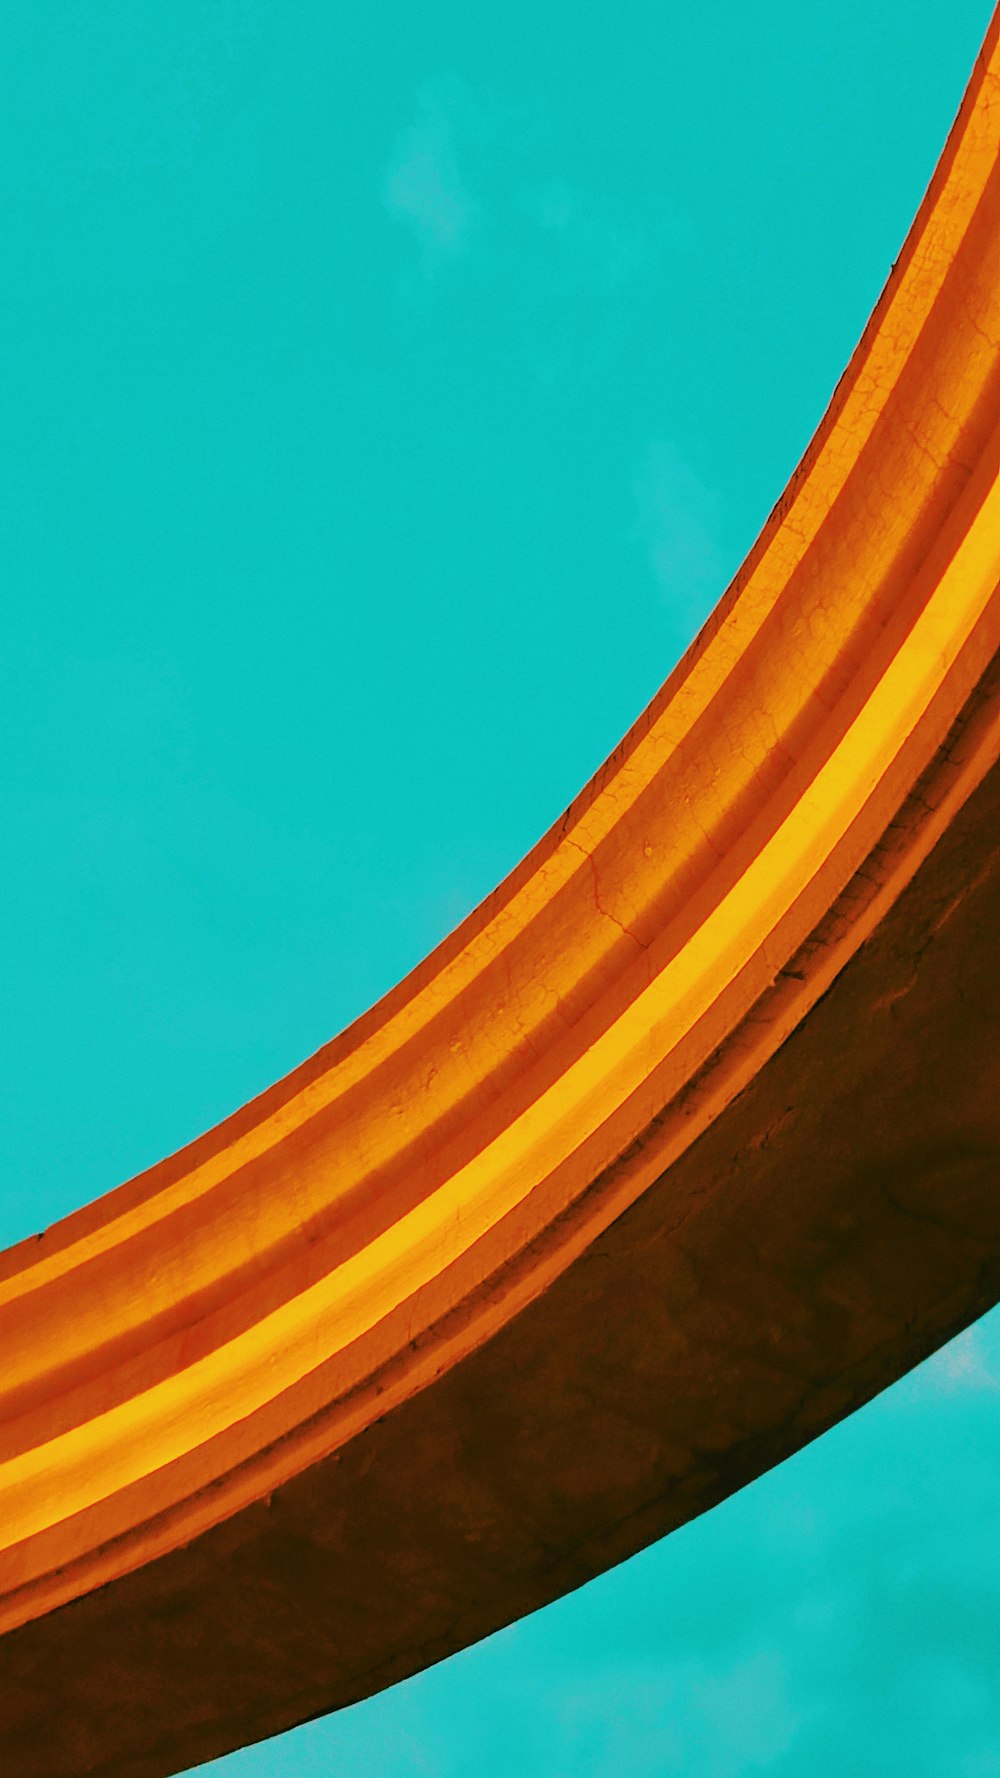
2;2;998;1773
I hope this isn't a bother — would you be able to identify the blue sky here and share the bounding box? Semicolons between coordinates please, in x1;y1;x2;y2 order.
1;2;997;1772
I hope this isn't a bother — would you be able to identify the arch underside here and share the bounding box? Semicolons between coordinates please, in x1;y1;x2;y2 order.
2;15;999;1776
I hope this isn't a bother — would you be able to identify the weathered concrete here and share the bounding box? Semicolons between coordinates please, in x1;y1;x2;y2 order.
0;11;998;1776
4;672;1000;1778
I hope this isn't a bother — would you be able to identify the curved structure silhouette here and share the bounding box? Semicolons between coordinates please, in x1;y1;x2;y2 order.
2;15;999;1776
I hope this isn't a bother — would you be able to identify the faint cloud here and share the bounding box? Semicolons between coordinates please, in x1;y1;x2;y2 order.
543;1650;800;1778
523;179;648;292
692;1649;801;1773
632;439;726;630
918;1325;997;1394
383;81;478;277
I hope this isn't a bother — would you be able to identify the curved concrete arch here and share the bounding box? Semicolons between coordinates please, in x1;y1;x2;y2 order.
2;14;1000;1775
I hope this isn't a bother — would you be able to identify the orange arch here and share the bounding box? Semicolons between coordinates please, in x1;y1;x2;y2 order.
2;13;999;1775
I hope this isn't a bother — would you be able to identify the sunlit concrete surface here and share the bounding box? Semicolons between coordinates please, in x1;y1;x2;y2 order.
1;12;999;1776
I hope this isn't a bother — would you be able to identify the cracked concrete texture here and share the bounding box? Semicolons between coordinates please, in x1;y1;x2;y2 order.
4;695;1000;1778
